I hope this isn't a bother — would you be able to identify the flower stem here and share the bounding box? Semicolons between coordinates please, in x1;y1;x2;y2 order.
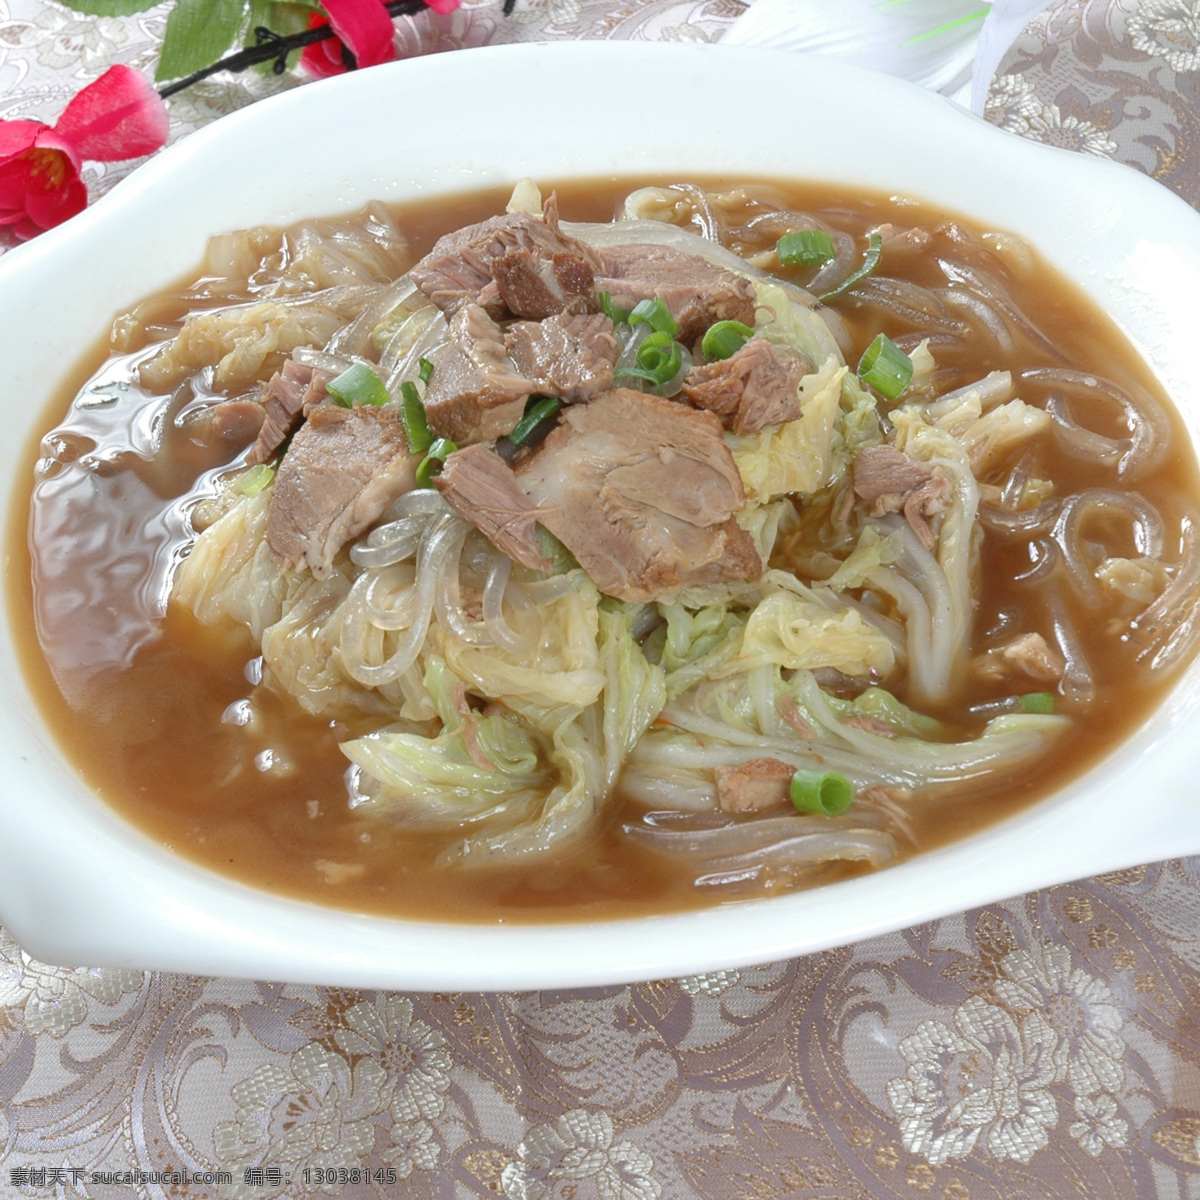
157;0;433;99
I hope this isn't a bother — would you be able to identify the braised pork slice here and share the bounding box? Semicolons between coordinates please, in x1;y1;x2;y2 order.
267;405;417;578
433;444;553;574
681;337;806;434
409;200;601;320
180;398;265;452
594;243;757;346
852;444;952;551
248;360;334;464
489;247;597;321
973;632;1065;687
423;304;534;444
505;313;621;402
714;758;795;813
514;388;760;602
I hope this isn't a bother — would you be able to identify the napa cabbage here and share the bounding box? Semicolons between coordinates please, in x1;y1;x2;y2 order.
751;276;844;368
140;295;356;392
444;605;666;862
175;488;291;639
645;666;1068;794
720;588;896;679
729;357;845;502
825;526;905;592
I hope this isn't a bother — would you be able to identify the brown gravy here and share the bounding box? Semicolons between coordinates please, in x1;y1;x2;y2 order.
10;178;1199;923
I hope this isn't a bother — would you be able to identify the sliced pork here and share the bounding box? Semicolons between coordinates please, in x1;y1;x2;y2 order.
267;405;417;578
681;337;806;434
714;758;794;813
973;632;1065;686
423;304;535;444
594;242;757;346
852;444;952;551
180;398;265;452
489;247;598;321
408;200;601;320
505;313;621;402
433;444;553;574
513;388;760;602
248;359;334;465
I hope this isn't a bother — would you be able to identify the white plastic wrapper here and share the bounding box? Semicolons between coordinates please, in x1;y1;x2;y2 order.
721;0;1053;113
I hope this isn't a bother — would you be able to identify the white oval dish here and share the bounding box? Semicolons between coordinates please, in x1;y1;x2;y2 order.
3;41;1200;990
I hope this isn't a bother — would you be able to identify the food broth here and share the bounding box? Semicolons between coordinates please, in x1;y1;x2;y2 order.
12;178;1199;921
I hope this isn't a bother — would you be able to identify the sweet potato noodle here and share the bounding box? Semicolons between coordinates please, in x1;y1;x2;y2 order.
23;179;1200;920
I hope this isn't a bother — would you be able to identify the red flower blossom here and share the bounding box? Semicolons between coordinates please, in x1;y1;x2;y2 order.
0;65;168;242
302;0;461;79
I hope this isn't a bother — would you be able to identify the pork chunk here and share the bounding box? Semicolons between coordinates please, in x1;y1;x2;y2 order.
514;388;760;602
433;444;553;573
594;242;757;346
714;758;795;813
423;304;535;444
681;337;806;433
505;312;621;402
266;405;417;578
248;359;335;464
409;201;601;320
852;444;952;551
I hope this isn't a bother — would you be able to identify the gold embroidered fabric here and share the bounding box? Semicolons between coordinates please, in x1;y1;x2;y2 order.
2;2;1199;1196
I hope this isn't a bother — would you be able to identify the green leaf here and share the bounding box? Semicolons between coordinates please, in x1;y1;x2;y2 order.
57;0;162;16
157;0;248;83
246;0;312;73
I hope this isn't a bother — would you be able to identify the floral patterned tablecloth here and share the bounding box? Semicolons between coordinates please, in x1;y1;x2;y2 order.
4;1;1200;1197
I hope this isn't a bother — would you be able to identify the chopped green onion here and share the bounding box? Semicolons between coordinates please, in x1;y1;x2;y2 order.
235;463;274;496
509;395;562;447
701;320;755;361
819;231;883;302
326;361;389;408
418;357;435;385
776;228;836;267
790;769;855;818
639;331;683;381
399;381;433;456
415;437;457;488
857;333;914;400
628;296;678;337
615;329;685;388
1018;692;1056;714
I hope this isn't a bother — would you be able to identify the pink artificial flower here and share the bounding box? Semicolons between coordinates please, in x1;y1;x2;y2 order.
302;0;461;79
0;65;168;241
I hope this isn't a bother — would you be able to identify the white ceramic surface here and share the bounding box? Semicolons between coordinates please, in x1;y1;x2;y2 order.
3;41;1200;991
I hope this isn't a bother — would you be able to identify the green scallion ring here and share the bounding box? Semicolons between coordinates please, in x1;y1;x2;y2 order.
701;320;755;362
628;296;678;338
776;228;836;267
790;769;855;817
857;333;914;401
635;330;684;384
326;361;390;408
1017;692;1056;714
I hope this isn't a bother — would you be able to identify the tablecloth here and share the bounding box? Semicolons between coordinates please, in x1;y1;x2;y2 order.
4;1;1200;1196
